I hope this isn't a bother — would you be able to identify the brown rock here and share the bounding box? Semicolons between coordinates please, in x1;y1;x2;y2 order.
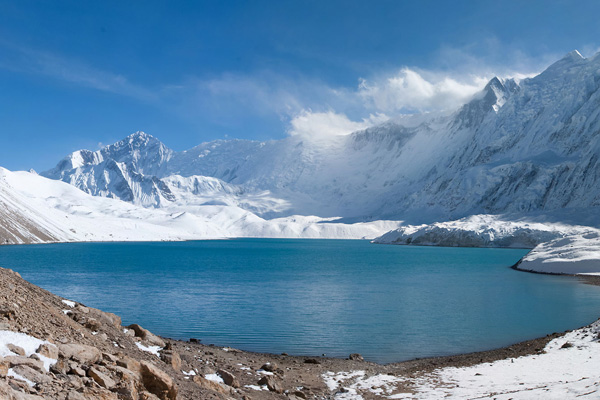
0;357;8;378
58;343;101;364
88;367;116;389
159;350;181;371
348;353;364;361
217;369;240;388
192;375;233;395
304;358;320;364
69;366;86;377
4;355;45;372
102;352;118;364
139;360;177;400
294;390;308;399
66;391;86;400
127;324;165;347
36;343;58;359
139;392;162;400
117;355;141;375
257;375;283;393
12;364;52;385
50;358;69;375
260;362;277;372
7;344;25;356
84;318;101;331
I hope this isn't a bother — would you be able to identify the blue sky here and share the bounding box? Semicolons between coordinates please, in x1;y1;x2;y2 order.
1;0;600;171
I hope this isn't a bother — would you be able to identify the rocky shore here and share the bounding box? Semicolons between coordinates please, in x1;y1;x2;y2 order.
1;266;599;399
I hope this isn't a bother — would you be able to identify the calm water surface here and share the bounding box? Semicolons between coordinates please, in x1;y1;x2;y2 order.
1;239;600;363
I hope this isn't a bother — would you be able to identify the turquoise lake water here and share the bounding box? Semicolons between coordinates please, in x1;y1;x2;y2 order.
1;239;600;364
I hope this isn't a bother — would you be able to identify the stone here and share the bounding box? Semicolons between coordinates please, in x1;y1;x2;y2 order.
117;356;141;375
66;391;87;400
89;307;122;329
102;352;118;364
84;318;101;331
217;369;240;388
88;367;116;389
36;343;58;359
4;355;45;372
160;350;181;371
139;360;177;400
127;324;165;347
257;375;283;393
260;362;277;372
58;343;102;364
0;357;8;378
69;366;86;377
139;392;162;400
294;390;308;399
12;364;52;385
304;358;320;364
7;344;25;356
0;322;11;330
123;329;135;337
192;376;232;395
50;358;69;375
348;353;364;361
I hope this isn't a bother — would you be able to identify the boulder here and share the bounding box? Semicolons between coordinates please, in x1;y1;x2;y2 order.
159;350;181;371
37;343;58;359
127;324;165;347
4;355;45;372
58;343;102;365
0;357;7;378
88;367;116;389
139;361;177;400
348;353;364;361
192;375;233;395
217;369;240;388
7;344;25;356
260;362;277;372
257;375;283;393
12;364;52;385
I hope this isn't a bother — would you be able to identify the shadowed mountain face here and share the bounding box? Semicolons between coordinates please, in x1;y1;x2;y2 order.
43;51;600;223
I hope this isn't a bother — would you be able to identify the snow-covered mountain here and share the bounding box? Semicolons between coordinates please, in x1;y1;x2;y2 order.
0;168;399;244
43;51;600;226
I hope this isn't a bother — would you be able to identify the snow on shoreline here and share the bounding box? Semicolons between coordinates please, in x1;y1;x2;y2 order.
323;320;600;399
518;232;600;275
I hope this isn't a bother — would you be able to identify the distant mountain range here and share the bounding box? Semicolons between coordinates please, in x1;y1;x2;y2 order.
42;50;600;225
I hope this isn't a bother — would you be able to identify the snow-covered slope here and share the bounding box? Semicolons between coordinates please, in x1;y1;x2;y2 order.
517;232;600;274
43;51;600;225
0;168;399;244
372;214;596;248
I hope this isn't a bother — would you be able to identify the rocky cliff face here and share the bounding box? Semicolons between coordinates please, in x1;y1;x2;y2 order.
43;51;600;224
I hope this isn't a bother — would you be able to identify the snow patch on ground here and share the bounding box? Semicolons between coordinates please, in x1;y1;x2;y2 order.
205;373;225;384
61;299;76;308
135;342;162;356
0;330;57;371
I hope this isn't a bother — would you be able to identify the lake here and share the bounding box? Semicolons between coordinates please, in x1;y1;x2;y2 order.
1;239;599;364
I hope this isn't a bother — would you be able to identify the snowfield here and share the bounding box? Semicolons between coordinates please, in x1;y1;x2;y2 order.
0;168;401;244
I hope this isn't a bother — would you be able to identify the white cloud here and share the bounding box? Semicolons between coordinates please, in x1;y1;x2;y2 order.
357;68;489;113
288;110;388;140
